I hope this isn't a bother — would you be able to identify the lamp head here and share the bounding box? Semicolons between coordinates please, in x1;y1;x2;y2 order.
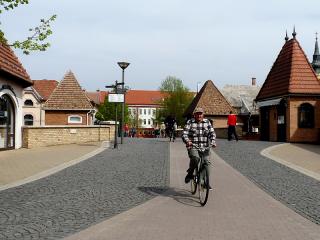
117;62;130;70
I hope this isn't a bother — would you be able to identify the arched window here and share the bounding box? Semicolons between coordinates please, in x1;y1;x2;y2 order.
24;99;34;106
68;115;82;124
24;114;34;126
298;103;314;128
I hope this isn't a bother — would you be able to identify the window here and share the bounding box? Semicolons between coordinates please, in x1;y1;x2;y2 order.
144;109;146;115
24;99;33;106
148;119;151;125
143;119;146;125
148;109;151;115
298;103;314;128
139;109;142;115
24;114;34;126
68;115;82;124
152;109;156;116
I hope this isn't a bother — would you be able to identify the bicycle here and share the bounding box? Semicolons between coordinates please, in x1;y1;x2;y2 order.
190;145;210;206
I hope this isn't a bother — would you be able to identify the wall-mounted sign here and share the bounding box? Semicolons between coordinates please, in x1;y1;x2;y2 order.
108;94;124;103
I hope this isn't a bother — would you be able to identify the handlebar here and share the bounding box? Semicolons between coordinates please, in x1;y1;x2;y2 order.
190;144;211;152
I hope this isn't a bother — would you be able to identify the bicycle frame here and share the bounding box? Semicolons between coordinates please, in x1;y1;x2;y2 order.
190;145;210;206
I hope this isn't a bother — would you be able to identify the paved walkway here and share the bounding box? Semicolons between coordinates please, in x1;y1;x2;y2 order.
65;141;320;240
0;139;319;239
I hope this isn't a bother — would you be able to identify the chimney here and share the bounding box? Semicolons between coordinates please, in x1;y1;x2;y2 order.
251;77;256;86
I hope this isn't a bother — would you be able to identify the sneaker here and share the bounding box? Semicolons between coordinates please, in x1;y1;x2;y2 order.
185;174;192;183
208;184;213;190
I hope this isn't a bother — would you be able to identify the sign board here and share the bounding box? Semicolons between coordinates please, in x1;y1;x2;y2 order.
108;94;124;103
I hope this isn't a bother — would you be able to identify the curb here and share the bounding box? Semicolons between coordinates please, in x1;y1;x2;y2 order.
260;143;320;181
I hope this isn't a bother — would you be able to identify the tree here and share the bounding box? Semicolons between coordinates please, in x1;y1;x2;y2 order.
0;0;56;54
95;97;130;124
158;76;194;127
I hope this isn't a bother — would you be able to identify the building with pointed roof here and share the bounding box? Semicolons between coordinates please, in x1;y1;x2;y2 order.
22;80;59;126
43;71;95;125
311;34;320;78
256;30;320;143
0;43;33;150
184;80;234;129
221;78;261;135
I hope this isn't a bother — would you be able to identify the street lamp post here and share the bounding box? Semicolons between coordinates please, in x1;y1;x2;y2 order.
117;61;130;144
106;80;124;149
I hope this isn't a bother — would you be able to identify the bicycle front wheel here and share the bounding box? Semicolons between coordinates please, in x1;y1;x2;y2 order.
190;168;198;195
198;167;209;206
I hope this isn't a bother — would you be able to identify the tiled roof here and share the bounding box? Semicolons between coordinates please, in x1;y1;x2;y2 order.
125;90;166;106
256;37;320;101
43;71;93;110
86;90;108;105
184;80;233;116
32;80;58;101
0;43;32;87
221;84;261;114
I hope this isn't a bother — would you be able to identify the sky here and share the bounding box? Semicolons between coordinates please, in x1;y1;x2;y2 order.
1;0;320;92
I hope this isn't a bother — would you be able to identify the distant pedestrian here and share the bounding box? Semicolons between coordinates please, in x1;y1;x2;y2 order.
227;111;238;141
124;124;129;137
160;122;166;138
130;127;136;138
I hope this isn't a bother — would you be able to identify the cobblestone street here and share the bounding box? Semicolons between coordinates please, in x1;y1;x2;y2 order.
214;139;320;224
0;139;169;240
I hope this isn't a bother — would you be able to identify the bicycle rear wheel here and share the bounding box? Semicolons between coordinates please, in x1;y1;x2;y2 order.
190;168;198;195
199;167;209;206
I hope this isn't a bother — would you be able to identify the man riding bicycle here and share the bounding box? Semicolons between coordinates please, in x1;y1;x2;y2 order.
182;107;216;189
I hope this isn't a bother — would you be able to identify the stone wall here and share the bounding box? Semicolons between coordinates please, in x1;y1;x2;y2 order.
22;125;115;148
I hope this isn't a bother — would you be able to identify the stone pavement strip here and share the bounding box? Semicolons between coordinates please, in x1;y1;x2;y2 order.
64;140;320;240
0;142;107;191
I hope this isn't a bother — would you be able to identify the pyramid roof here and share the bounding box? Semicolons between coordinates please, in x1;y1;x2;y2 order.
44;71;93;110
184;80;233;116
32;80;58;101
0;43;32;87
256;37;320;101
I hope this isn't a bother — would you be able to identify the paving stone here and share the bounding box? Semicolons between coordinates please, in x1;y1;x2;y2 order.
214;139;320;225
0;138;169;239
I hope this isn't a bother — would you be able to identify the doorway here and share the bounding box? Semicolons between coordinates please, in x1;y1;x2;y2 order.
277;100;287;142
0;94;15;150
260;107;269;141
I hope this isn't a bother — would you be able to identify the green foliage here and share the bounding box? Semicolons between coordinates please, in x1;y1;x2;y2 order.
95;97;130;124
158;76;194;126
0;0;56;54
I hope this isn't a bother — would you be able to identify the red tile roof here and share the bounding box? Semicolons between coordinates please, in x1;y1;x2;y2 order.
44;71;93;110
184;80;233;116
32;80;58;101
86;90;108;105
256;37;320;101
125;90;166;106
0;43;32;87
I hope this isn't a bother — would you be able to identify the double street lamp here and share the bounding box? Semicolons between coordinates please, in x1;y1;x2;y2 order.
117;61;130;144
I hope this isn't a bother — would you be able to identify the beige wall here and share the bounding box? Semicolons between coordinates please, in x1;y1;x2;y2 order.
22;125;115;148
22;92;44;126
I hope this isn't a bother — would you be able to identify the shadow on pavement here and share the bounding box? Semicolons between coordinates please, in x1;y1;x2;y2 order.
138;186;201;207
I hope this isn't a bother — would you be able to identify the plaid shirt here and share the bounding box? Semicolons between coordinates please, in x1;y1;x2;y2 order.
182;118;216;148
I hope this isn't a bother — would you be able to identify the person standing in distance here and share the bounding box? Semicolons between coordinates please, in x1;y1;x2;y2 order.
182;107;216;189
227;110;238;141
